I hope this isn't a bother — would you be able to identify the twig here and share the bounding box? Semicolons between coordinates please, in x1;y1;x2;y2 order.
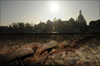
19;59;24;66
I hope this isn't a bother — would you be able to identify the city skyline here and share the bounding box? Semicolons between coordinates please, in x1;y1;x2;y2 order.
1;0;100;26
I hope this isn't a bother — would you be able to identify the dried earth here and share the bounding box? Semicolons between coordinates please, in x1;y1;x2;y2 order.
0;34;100;66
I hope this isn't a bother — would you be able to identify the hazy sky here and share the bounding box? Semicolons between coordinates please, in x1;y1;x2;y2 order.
0;0;100;26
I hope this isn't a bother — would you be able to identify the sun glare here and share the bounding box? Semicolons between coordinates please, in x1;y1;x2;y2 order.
50;2;59;13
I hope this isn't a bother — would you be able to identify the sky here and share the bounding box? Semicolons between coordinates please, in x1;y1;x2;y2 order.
0;0;100;26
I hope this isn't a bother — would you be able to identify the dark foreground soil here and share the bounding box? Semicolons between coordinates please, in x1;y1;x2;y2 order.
0;33;100;66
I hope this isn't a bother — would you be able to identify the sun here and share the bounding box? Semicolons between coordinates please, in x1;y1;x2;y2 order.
50;2;59;13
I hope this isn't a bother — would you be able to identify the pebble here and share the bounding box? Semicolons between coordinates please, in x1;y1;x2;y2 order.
74;55;81;61
0;38;100;66
75;50;84;58
75;60;85;66
61;51;67;59
68;59;77;65
84;61;90;66
54;60;65;65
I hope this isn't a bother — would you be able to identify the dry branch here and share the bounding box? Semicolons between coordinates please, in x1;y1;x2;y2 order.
22;42;42;48
59;41;71;48
0;48;33;64
36;40;59;55
23;51;48;65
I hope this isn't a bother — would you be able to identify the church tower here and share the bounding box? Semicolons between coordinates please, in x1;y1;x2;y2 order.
80;10;82;14
77;10;86;22
77;10;87;29
77;10;86;24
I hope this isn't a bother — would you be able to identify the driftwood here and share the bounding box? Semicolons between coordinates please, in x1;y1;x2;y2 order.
32;51;48;65
36;40;59;55
0;48;33;64
22;42;42;48
23;51;48;65
59;41;71;48
0;39;84;65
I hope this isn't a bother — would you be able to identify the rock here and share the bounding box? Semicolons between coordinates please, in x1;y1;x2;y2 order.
96;47;100;51
48;55;53;59
86;54;96;60
86;46;94;51
74;55;81;61
84;61;90;66
61;51;67;59
45;59;54;65
50;49;58;54
70;42;76;48
68;59;77;65
75;50;85;58
54;60;65;65
88;60;96;66
75;60;85;66
92;51;97;54
95;54;100;60
79;47;86;52
81;58;89;63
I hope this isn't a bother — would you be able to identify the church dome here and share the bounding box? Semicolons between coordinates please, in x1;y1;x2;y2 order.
53;18;57;22
78;14;84;20
69;17;74;22
57;18;62;22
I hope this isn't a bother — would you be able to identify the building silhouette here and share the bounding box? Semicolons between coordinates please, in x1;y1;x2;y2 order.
76;10;87;29
2;10;99;33
38;10;87;33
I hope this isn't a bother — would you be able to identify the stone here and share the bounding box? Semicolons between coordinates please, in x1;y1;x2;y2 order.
45;59;54;65
74;55;81;61
50;49;58;54
96;47;100;51
75;60;85;66
95;54;100;60
68;59;77;65
70;42;76;48
54;60;65;65
88;60;96;66
86;54;96;60
79;47;86;52
84;61;90;66
61;51;67;59
86;46;94;51
75;50;85;58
